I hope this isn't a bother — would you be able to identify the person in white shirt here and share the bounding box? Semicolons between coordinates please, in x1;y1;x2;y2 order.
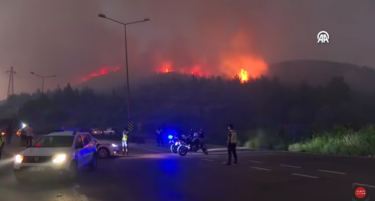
26;125;34;146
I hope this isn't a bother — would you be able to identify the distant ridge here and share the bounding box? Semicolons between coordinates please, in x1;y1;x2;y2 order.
77;60;375;93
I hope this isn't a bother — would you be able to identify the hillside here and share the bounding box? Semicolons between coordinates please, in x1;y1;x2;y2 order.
78;60;375;93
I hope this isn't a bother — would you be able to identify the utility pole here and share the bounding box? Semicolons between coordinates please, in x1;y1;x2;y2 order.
6;67;16;98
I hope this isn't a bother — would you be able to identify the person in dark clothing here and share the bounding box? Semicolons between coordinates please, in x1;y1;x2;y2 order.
20;129;27;146
0;134;4;159
156;128;163;146
225;124;238;165
26;124;34;146
6;124;12;145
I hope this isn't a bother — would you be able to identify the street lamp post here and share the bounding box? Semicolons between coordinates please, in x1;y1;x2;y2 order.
98;13;149;121
30;72;56;93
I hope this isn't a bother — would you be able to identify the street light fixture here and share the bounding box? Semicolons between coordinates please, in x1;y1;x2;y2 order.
30;72;56;93
98;13;150;121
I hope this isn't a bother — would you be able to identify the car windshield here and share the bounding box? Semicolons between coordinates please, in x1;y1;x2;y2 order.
32;136;74;147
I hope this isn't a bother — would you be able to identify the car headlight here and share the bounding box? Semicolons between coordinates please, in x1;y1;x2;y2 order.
111;143;118;147
15;155;23;163
52;154;66;163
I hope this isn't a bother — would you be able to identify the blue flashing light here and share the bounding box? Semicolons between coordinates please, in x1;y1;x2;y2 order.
168;135;173;140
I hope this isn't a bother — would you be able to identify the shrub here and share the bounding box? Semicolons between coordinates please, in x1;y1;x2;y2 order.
288;125;375;156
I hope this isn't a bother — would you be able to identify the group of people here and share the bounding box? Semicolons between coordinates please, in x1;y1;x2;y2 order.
19;125;35;147
154;125;238;165
120;124;238;166
155;128;206;147
0;124;15;159
0;124;35;159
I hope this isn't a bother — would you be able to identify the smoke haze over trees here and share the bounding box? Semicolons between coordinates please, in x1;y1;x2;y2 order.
2;60;375;146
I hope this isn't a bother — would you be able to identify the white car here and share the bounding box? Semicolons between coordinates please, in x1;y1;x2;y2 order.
91;128;103;135
103;127;117;135
13;130;98;183
86;133;120;158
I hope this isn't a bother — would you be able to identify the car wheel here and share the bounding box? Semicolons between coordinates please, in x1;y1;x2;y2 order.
89;154;98;171
98;147;110;159
66;161;78;182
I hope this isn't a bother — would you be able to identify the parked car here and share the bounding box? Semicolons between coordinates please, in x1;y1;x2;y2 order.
91;128;103;135
103;127;118;135
13;130;98;183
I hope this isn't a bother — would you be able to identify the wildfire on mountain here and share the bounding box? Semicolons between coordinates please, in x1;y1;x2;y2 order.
82;67;120;81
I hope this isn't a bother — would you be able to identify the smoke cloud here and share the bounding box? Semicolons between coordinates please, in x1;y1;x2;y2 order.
0;0;374;99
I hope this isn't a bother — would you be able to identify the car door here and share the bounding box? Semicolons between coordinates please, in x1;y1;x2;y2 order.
74;135;86;167
83;133;96;157
81;134;91;164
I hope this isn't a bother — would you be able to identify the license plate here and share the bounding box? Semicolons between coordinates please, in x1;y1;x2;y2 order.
29;167;44;171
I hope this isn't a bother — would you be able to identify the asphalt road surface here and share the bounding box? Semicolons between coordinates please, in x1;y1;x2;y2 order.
1;141;375;201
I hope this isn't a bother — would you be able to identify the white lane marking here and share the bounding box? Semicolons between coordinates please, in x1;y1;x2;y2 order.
292;173;319;179
353;183;375;188
249;160;263;163
201;159;214;162
279;164;301;168
80;195;89;201
251;166;271;171
318;169;346;175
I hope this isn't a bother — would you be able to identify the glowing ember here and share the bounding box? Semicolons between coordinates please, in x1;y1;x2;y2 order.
191;70;202;77
82;67;120;82
239;69;248;83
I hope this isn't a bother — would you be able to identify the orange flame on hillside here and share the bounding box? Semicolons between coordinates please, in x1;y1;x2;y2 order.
82;67;120;81
239;69;248;83
156;30;268;83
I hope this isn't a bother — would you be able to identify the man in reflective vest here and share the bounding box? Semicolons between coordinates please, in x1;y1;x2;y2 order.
122;128;129;155
0;135;4;159
225;124;238;165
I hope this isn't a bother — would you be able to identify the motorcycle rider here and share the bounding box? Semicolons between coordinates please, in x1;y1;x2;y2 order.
191;129;205;151
198;129;205;139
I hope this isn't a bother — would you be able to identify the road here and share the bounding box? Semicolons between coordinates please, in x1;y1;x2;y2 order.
1;140;375;201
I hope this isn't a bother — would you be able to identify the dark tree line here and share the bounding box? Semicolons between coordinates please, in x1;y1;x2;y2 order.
1;72;375;145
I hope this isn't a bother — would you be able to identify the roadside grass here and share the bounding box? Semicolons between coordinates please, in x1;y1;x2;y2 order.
288;125;375;156
241;128;290;151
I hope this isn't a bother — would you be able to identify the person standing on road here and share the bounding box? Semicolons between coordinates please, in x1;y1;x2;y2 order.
0;134;4;159
225;124;238;165
122;128;129;155
6;123;13;145
156;128;163;147
26;125;34;146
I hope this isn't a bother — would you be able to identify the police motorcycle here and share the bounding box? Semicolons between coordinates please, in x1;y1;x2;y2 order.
168;134;181;153
177;132;208;156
